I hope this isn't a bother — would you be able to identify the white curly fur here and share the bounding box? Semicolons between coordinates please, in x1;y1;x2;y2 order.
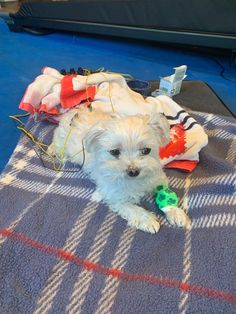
49;106;190;233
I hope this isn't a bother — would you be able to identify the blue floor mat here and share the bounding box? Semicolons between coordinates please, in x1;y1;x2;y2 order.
0;18;235;173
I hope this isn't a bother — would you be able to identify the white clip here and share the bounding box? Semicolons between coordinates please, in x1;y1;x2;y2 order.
157;65;187;97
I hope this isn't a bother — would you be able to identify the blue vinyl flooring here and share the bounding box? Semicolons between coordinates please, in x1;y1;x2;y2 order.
0;18;236;173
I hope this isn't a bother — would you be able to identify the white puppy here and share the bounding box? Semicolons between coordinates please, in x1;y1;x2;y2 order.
48;106;190;233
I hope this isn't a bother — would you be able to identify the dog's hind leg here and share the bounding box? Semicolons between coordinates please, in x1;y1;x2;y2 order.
91;190;103;203
47;143;57;157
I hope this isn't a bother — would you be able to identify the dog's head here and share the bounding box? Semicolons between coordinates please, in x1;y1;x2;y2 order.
84;112;170;181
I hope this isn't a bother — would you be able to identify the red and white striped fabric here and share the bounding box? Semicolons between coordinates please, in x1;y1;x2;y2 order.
19;67;208;171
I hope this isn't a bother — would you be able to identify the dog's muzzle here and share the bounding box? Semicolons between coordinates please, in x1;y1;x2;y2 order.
126;165;140;177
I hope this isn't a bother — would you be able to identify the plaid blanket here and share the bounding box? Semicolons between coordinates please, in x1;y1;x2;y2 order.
0;111;235;314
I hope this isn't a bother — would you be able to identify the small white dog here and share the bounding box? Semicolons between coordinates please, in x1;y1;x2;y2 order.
48;106;190;233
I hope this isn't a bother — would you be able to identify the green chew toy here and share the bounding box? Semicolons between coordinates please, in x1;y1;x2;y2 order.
153;185;179;210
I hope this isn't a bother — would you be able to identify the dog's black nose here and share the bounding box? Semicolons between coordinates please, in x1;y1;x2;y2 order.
126;167;140;177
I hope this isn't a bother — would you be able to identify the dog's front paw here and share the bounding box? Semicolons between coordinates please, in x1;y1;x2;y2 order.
164;207;191;228
128;212;160;234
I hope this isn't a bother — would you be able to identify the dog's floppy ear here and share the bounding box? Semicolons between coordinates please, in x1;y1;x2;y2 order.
147;112;170;146
84;122;106;153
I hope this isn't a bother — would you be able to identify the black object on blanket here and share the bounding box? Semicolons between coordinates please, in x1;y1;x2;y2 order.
148;80;235;118
127;79;234;117
0;81;235;313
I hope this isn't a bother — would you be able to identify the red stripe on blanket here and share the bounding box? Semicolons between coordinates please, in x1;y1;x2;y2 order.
0;228;235;305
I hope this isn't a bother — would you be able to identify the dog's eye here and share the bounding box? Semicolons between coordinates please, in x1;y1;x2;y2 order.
140;147;151;155
109;149;121;157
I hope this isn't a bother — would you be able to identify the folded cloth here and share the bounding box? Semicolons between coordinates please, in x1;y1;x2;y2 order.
19;67;208;171
19;67;96;116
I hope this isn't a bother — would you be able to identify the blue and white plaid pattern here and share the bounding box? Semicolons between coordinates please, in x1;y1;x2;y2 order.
0;112;235;314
